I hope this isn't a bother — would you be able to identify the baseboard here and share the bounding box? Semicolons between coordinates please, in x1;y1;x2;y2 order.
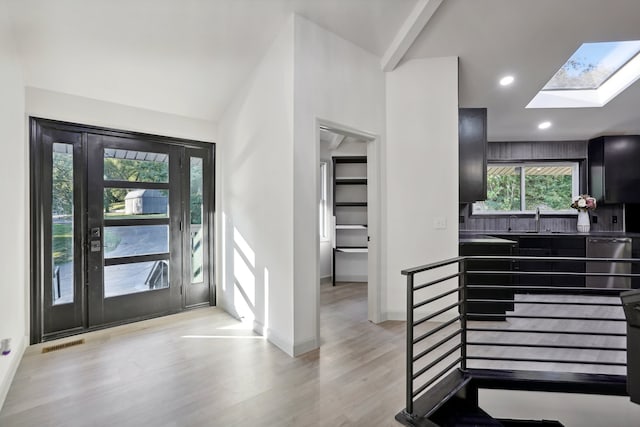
263;327;295;357
293;337;318;356
0;334;27;411
320;276;332;285
253;319;266;336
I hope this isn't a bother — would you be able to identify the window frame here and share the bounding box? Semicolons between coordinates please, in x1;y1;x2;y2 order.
472;161;580;216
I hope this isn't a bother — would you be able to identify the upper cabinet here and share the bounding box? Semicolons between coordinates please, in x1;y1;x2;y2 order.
459;108;487;203
588;136;640;204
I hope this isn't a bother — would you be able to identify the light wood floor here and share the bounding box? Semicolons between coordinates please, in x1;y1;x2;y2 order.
0;282;407;427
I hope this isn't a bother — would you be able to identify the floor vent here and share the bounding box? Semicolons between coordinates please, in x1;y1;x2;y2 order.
42;339;85;353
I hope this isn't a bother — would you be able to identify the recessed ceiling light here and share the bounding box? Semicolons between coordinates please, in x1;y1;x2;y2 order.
499;75;515;86
538;121;552;130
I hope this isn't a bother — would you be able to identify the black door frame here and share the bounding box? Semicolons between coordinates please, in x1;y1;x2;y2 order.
30;117;216;343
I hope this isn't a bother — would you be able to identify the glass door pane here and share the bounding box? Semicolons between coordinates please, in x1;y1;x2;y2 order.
52;143;74;305
184;149;212;308
190;157;204;284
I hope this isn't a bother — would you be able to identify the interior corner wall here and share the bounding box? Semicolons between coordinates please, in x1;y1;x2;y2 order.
385;57;459;320
0;0;27;409
217;18;295;355
292;15;385;354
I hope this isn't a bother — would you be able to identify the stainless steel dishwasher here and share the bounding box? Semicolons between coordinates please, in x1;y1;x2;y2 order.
586;237;632;288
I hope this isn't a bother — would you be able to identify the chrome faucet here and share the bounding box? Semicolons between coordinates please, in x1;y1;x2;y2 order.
535;206;540;233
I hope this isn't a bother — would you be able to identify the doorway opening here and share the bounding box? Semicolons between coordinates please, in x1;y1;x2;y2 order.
317;121;380;342
30;118;215;343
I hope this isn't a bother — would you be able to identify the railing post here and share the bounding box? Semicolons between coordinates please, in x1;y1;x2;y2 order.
460;258;467;371
406;272;414;416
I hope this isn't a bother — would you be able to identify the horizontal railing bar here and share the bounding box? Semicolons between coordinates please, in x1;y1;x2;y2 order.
467;285;622;294
468;298;622;307
466;313;625;322
413;286;462;309
413;301;462;327
467;270;640;279
466;355;626;367
402;256;463;276
463;255;640;263
467;327;626;337
412;358;463;398
413;329;463;363
413;316;461;345
413;344;463;381
467;341;626;352
413;272;462;291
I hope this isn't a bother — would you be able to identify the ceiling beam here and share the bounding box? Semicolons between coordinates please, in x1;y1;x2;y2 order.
380;0;444;72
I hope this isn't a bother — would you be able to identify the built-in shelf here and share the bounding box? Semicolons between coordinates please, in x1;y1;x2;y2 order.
335;178;367;185
332;155;368;286
336;247;368;253
335;202;367;207
334;157;367;164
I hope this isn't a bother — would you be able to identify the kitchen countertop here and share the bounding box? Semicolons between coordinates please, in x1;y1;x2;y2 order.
459;235;518;245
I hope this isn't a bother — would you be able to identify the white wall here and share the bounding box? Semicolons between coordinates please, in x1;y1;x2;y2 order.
481;389;640;427
26;87;217;142
293;15;385;354
217;19;295;355
384;57;459;320
0;0;27;409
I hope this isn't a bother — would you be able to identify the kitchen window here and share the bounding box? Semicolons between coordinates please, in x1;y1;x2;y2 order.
472;162;579;214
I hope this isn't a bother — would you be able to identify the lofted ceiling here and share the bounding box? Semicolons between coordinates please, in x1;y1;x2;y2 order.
5;0;415;121
6;0;640;142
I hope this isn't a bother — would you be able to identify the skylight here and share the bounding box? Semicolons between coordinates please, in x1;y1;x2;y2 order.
527;40;640;109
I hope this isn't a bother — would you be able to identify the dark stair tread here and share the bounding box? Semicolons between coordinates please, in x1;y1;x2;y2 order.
499;420;564;427
429;396;503;427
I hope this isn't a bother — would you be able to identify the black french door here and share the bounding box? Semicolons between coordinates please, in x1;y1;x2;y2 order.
31;118;214;342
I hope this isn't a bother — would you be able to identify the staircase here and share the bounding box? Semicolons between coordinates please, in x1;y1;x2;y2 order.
394;367;624;426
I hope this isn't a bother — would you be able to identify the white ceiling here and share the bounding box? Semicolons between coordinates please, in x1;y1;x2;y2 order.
7;0;640;142
6;0;415;121
407;0;640;141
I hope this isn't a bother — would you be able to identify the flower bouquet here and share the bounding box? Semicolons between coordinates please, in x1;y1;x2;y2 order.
571;194;596;232
570;194;597;211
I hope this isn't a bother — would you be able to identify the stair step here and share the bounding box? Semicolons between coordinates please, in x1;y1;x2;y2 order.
430;396;503;427
499;420;564;427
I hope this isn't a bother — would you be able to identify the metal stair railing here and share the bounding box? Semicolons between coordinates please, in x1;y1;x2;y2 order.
397;255;640;423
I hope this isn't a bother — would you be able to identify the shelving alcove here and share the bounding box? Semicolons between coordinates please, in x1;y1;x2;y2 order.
332;156;368;286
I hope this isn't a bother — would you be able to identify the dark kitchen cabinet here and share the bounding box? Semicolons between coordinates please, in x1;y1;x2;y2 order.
459;108;487;203
459;237;516;320
514;236;585;288
589;136;640;204
632;238;640;290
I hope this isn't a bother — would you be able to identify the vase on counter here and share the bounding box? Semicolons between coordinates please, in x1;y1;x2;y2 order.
577;210;590;232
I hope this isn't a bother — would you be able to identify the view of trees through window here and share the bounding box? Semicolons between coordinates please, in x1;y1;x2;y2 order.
103;156;168;214
473;163;576;213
